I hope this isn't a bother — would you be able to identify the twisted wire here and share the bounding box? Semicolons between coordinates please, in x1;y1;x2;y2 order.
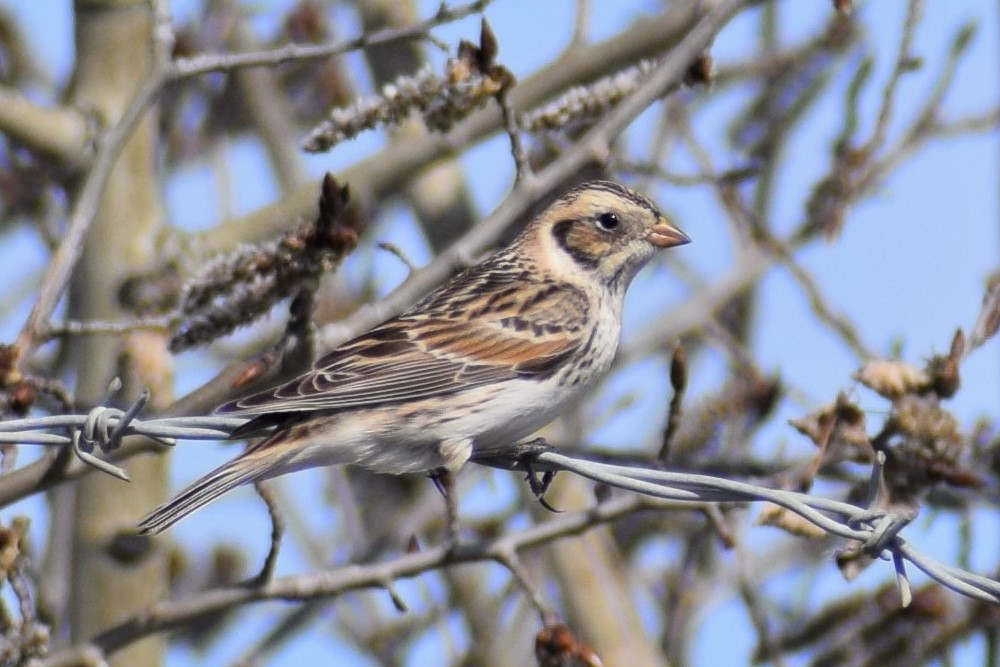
0;402;996;606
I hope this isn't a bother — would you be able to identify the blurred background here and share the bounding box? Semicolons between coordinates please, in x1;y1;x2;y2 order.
0;0;997;665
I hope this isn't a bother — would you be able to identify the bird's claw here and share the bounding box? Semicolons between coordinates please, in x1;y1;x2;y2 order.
517;439;561;513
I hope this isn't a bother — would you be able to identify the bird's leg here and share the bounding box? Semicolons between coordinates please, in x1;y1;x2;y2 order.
517;439;561;513
527;469;560;513
470;438;561;511
429;468;460;550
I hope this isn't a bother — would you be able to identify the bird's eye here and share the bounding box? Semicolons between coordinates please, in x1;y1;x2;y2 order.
596;212;620;231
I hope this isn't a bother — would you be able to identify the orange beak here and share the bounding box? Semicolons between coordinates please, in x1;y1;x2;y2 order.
647;221;691;248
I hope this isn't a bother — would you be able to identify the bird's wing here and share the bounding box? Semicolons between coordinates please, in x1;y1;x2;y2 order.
216;281;588;416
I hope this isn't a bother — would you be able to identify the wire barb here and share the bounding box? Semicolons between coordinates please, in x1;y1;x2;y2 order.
0;410;995;607
70;380;134;481
71;429;130;482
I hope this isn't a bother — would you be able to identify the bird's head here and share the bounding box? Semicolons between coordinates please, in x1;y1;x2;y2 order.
531;180;690;292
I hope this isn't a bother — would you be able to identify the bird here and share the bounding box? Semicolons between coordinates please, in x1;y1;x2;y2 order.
138;180;690;535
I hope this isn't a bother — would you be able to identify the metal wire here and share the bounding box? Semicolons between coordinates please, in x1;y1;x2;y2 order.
0;414;247;443
539;451;1000;606
0;402;996;607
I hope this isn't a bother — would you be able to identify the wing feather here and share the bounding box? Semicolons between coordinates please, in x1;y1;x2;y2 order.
216;280;589;417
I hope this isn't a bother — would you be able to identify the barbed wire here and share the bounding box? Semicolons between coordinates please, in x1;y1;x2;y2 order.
533;451;1000;605
0;399;997;608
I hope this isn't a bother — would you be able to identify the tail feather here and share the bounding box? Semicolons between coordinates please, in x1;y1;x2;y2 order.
137;454;276;535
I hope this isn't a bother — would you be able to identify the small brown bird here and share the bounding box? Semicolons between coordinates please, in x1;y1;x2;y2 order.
139;180;689;534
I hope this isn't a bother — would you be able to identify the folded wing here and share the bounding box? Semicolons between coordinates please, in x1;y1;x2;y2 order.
216;281;587;417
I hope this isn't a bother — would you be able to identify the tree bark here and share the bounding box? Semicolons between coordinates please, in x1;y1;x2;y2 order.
65;2;170;665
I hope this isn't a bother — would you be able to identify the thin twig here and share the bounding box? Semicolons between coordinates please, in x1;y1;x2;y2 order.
171;1;493;79
776;245;874;361
376;242;418;274
40;317;173;339
492;547;553;622
252;481;285;584
866;0;925;154
13;71;168;362
658;343;687;462
497;88;531;184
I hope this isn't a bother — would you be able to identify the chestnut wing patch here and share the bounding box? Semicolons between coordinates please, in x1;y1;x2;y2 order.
217;312;581;417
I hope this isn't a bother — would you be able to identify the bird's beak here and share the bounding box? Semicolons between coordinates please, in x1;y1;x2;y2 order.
647;219;691;248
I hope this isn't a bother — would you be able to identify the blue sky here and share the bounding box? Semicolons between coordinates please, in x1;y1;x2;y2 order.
1;0;998;664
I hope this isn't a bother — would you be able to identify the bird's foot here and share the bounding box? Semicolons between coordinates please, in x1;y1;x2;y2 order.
471;438;561;512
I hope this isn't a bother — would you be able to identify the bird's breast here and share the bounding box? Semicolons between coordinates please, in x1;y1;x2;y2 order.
562;293;621;387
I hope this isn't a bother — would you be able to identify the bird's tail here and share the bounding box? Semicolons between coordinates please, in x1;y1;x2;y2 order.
137;452;279;535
